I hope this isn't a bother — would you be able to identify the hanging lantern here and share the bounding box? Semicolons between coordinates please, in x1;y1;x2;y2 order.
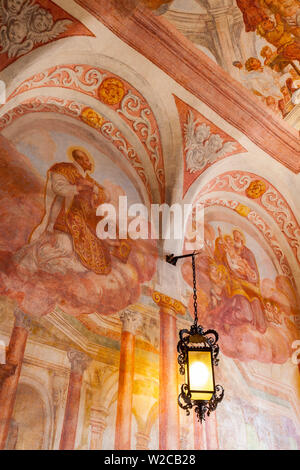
168;252;224;422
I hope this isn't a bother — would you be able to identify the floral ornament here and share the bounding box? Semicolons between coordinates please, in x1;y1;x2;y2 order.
98;77;125;106
184;111;238;173
0;0;72;58
81;107;104;129
246;179;267;199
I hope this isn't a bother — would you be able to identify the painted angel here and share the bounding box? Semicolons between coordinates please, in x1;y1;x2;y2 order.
204;133;237;161
184;110;209;172
184;110;237;173
0;2;72;58
0;17;29;57
0;0;38;57
0;0;27;24
0;0;9;25
27;8;72;45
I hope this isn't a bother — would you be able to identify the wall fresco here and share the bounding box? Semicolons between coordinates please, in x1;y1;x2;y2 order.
0;133;157;317
0;0;299;452
182;221;299;363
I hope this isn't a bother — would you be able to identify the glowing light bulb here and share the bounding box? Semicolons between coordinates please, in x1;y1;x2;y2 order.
190;361;209;389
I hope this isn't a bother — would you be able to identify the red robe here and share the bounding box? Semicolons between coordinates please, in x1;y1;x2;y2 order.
50;162;130;275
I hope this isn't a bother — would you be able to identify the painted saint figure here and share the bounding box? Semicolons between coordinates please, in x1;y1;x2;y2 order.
213;227;266;333
15;147;130;276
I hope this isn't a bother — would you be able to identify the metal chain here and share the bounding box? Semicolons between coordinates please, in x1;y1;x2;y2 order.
192;252;198;326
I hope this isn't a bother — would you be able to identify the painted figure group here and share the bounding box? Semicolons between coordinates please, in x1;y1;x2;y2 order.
182;222;299;362
234;1;300;117
237;0;300;64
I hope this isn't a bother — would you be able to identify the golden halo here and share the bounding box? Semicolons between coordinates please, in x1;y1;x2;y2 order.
67;145;95;173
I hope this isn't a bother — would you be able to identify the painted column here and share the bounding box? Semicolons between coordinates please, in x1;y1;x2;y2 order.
194;413;206;450
59;350;90;450
180;427;189;450
115;309;142;450
239;26;257;63
136;431;150;450
205;411;219;450
0;307;31;450
209;7;239;80
89;407;108;450
152;292;186;450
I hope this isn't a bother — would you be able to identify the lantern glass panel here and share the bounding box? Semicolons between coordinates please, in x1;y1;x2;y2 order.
187;349;214;401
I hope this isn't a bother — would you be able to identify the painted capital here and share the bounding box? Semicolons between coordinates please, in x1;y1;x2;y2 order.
53;383;68;409
67;350;90;375
13;307;31;331
152;291;186;316
119;309;142;335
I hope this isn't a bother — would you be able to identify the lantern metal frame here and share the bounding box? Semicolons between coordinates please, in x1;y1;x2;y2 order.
167;251;224;422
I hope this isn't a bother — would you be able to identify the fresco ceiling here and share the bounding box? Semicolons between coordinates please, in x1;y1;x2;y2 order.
153;0;300;125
